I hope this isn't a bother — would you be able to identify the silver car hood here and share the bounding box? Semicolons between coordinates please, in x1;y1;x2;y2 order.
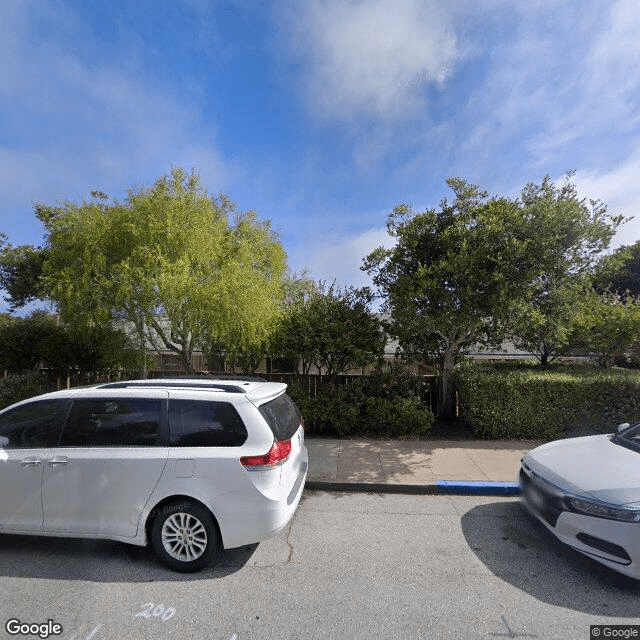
523;434;640;506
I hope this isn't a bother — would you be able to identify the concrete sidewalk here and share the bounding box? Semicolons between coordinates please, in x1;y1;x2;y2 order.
304;437;542;495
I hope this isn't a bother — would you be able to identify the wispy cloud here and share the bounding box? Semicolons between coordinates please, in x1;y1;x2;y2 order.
573;153;640;249
279;0;460;122
0;1;231;242
291;226;396;290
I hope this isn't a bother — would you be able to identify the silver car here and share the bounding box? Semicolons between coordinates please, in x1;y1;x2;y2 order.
520;423;640;579
0;377;308;572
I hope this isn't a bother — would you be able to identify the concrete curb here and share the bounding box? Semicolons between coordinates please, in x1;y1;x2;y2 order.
305;480;521;496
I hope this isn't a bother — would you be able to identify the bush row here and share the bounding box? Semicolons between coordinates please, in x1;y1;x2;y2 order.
287;364;435;438
454;361;640;439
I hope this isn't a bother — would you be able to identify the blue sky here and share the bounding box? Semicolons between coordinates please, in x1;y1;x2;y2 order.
2;0;640;310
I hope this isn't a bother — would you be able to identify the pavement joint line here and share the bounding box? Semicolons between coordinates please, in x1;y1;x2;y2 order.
461;446;490;481
376;444;387;482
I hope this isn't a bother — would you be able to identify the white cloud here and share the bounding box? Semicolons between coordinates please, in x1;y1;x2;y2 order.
279;0;460;121
573;153;640;249
291;226;396;290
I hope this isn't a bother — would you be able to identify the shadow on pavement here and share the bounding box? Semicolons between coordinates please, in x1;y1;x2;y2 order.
461;501;640;616
0;534;258;582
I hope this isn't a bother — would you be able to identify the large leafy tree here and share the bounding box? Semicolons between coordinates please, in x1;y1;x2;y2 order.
272;282;386;382
508;176;628;366
2;169;287;376
363;175;624;418
508;279;589;366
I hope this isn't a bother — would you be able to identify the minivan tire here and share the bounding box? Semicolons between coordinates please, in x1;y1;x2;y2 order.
150;501;219;572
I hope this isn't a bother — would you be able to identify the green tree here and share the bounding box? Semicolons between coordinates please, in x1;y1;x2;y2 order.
509;279;588;366
0;311;143;380
508;175;629;366
39;323;145;384
594;239;640;296
272;282;386;382
0;311;57;373
7;168;287;376
575;290;640;367
0;235;48;310
363;175;624;418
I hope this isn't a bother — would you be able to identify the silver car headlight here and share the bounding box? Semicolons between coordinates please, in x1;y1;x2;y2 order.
567;497;640;523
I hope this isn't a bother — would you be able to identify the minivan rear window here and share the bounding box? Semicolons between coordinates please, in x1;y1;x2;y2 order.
258;393;301;441
169;400;247;447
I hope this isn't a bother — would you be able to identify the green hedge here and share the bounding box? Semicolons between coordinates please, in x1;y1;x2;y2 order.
454;361;640;439
0;372;52;410
287;364;435;438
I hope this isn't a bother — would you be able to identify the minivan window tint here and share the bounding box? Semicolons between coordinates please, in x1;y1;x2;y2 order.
60;398;162;447
0;400;69;449
258;393;301;441
169;400;247;447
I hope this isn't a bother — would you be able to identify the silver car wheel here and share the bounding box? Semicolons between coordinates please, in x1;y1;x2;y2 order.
161;512;208;562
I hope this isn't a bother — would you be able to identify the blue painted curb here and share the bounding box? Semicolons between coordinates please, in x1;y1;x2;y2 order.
436;480;520;495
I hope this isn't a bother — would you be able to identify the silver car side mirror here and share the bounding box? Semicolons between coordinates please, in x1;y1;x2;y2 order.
617;422;630;432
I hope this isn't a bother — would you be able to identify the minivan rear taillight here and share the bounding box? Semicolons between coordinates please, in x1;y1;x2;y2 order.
241;439;292;469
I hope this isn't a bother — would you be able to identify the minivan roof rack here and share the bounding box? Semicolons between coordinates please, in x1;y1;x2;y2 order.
159;374;268;383
98;380;248;393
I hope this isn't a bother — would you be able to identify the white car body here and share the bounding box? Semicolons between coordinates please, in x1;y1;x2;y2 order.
0;378;308;571
520;431;640;579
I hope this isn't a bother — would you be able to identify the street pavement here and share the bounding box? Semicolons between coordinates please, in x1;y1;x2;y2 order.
305;437;541;495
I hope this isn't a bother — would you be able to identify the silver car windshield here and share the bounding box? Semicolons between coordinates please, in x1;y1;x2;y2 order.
614;423;640;451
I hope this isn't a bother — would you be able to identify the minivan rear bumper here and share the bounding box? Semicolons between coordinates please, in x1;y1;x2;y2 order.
216;447;308;549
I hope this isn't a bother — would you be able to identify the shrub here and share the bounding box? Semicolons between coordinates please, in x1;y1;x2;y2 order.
0;372;52;410
454;361;640;439
287;364;434;438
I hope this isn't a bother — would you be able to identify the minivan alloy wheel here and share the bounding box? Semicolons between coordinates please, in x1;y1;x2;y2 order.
162;512;208;561
150;501;219;572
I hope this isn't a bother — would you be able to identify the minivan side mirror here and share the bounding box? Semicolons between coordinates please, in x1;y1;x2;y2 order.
617;422;631;432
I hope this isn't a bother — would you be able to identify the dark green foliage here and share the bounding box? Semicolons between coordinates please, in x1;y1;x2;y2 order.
0;311;145;383
0;311;58;372
455;361;640;440
272;283;386;380
287;363;434;438
0;237;48;310
594;239;640;296
0;372;52;410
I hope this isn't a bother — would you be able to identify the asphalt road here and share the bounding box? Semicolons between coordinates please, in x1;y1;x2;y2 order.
1;492;639;640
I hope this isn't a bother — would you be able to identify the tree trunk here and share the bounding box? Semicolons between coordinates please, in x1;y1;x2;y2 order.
439;347;457;420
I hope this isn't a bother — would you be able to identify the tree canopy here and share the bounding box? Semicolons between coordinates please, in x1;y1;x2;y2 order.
363;174;625;418
272;282;386;382
1;168;287;375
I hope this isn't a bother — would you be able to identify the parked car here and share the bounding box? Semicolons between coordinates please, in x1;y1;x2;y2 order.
520;423;640;579
0;377;308;572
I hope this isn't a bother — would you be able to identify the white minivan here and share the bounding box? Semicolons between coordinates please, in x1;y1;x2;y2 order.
0;377;308;572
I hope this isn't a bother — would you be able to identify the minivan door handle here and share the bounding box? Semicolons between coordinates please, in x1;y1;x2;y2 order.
47;457;69;466
20;457;42;466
